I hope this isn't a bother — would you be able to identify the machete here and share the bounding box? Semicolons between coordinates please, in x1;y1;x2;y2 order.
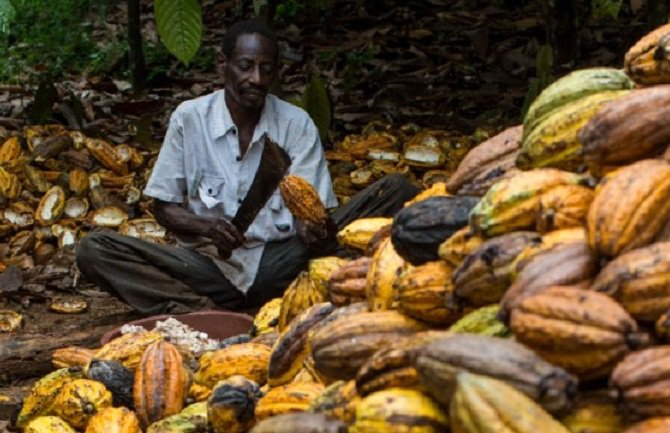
219;134;291;258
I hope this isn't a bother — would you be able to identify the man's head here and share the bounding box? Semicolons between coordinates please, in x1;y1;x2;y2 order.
221;20;279;112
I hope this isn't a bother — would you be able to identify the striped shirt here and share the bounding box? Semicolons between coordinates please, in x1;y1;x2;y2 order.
144;90;337;294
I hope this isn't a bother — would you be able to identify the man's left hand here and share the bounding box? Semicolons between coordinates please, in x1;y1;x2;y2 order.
297;217;337;247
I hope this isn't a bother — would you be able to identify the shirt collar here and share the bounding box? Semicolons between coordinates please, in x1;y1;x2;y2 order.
212;90;272;142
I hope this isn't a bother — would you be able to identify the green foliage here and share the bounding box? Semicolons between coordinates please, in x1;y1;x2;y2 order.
154;0;203;65
0;0;115;82
591;0;623;21
521;44;554;119
290;75;332;142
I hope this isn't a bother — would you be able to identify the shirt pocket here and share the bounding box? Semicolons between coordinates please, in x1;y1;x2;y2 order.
197;175;227;211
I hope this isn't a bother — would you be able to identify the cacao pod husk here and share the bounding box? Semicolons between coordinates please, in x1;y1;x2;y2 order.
308;380;360;424
254;382;324;421
52;346;96;369
52;379;113;429
25;416;77;433
535;184;593;233
146;401;207;433
194;343;271;388
85;359;134;409
279;174;328;223
327;256;370;306
278;271;327;332
95;330;163;370
365;237;404;311
207;375;261;433
437;226;484;268
447;304;511;337
559;392;623;433
624;417;670;433
84;407;141;433
251;298;281;336
251;413;348;433
624;23;670;85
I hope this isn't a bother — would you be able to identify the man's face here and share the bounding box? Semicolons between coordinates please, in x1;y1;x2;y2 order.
222;33;277;112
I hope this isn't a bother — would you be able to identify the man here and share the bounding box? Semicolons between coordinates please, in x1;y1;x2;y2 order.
76;20;419;315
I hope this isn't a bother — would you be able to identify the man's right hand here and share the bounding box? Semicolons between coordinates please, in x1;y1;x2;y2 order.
205;218;245;258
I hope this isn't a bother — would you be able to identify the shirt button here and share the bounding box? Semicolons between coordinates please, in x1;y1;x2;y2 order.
207;188;212;194
232;127;237;135
238;198;243;204
236;155;242;161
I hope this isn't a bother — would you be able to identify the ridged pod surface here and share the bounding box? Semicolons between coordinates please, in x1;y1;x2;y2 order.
624;417;670;433
350;388;449;433
611;346;670;419
279;175;328;223
255;382;325;421
535;185;593;233
310;310;426;380
268;303;335;386
327;256;370;306
51;379;113;429
587;159;670;257
416;334;577;414
518;90;630;171
279;272;327;331
624;23;670;85
403;182;451;207
133;341;189;429
52;346;96;369
592;242;670;322
95;330;163;370
450;372;570;433
336;217;393;251
447;304;511;338
500;241;597;321
510;286;649;380
24;416;77;433
523;68;634;141
391;195;479;265
580;87;670;175
85;138;128;175
395;261;459;326
84;407;141;433
451;231;542;309
438;226;484;268
207;375;262;433
365;237;405;311
559;394;623;433
308;380;360;424
446;125;522;196
250;413;348;433
146;402;207;433
308;257;348;295
194;343;271;388
469;169;589;237
252;298;281;336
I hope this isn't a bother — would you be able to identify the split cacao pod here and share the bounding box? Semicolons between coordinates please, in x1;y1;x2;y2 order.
510;286;649;380
35;185;65;226
592;242;670;322
0;136;23;162
310;310;426;380
415;333;577;414
446;125;522;196
391;195;479;265
134;341;189;428
268;302;335;387
610;346;670;419
69;168;89;197
194;342;271;388
85;138;128;175
250;413;348;433
279;174;328;223
624;23;670;85
580;86;670;175
587;159;670;257
207;375;262;433
84;407;141;433
469;168;590;237
450;372;570;433
254;382;324;421
52;378;113;429
350;388;448;433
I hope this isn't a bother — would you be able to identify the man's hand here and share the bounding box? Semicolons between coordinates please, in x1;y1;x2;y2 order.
205;218;245;258
297;217;337;247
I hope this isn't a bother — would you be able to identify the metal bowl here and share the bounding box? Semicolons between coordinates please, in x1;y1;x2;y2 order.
100;309;254;345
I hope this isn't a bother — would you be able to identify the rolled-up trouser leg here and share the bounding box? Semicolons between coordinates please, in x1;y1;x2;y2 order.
246;174;421;306
76;231;245;315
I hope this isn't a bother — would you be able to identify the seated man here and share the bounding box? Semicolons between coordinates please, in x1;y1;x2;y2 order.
76;20;419;315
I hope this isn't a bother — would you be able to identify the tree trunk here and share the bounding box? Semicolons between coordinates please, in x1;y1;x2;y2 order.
128;0;146;93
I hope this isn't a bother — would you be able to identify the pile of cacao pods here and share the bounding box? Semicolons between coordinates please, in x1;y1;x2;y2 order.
12;21;670;433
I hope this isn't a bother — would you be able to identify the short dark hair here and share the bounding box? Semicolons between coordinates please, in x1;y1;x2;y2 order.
222;20;278;60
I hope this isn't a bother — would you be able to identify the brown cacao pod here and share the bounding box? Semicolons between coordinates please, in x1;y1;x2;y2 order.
85;138;128;175
194;343;271;388
52;379;113;429
255;382;324;421
450;372;571;433
437;226;485;268
308;380;360;424
52;347;96;369
535;184;593;233
279;174;328;223
84;407;141;433
415;333;577;414
207;375;262;433
624;23;670;85
447;125;522;196
391;195;480;265
395;261;460;326
499;241;597;322
580;86;670;175
624;417;670;433
251;413;348;433
279;272;327;332
365;237;404;311
587;159;670;257
133;341;189;428
268;302;335;387
0;136;23;162
69;168;90;197
327;256;370;306
310;310;426;380
510;286;649;380
611;346;670;419
593;242;670;322
450;231;542;310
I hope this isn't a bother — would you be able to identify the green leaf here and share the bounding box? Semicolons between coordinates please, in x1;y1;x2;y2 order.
253;0;268;16
301;75;331;142
0;0;15;35
154;0;202;65
591;0;623;20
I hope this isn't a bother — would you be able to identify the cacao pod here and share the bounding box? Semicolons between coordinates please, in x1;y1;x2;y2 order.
52;347;96;369
84;407;141;433
85;359;134;409
194;343;271;388
437;226;484;268
308;257;348;295
35;186;65;226
52;379;113;429
95;330;163;370
365;237;404;311
624;23;670;85
146;402;207;433
279;174;328;223
278;271;327;331
624;417;670;433
403;181;450;207
85;138;128;175
25;416;77;433
207;375;262;433
308;380;360;424
535;184;593;233
251;298;281;336
447;304;511;338
254;382;324;421
327;256;370;306
0;136;23;162
510;286;649;380
250;413;348;433
69;168;89;197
